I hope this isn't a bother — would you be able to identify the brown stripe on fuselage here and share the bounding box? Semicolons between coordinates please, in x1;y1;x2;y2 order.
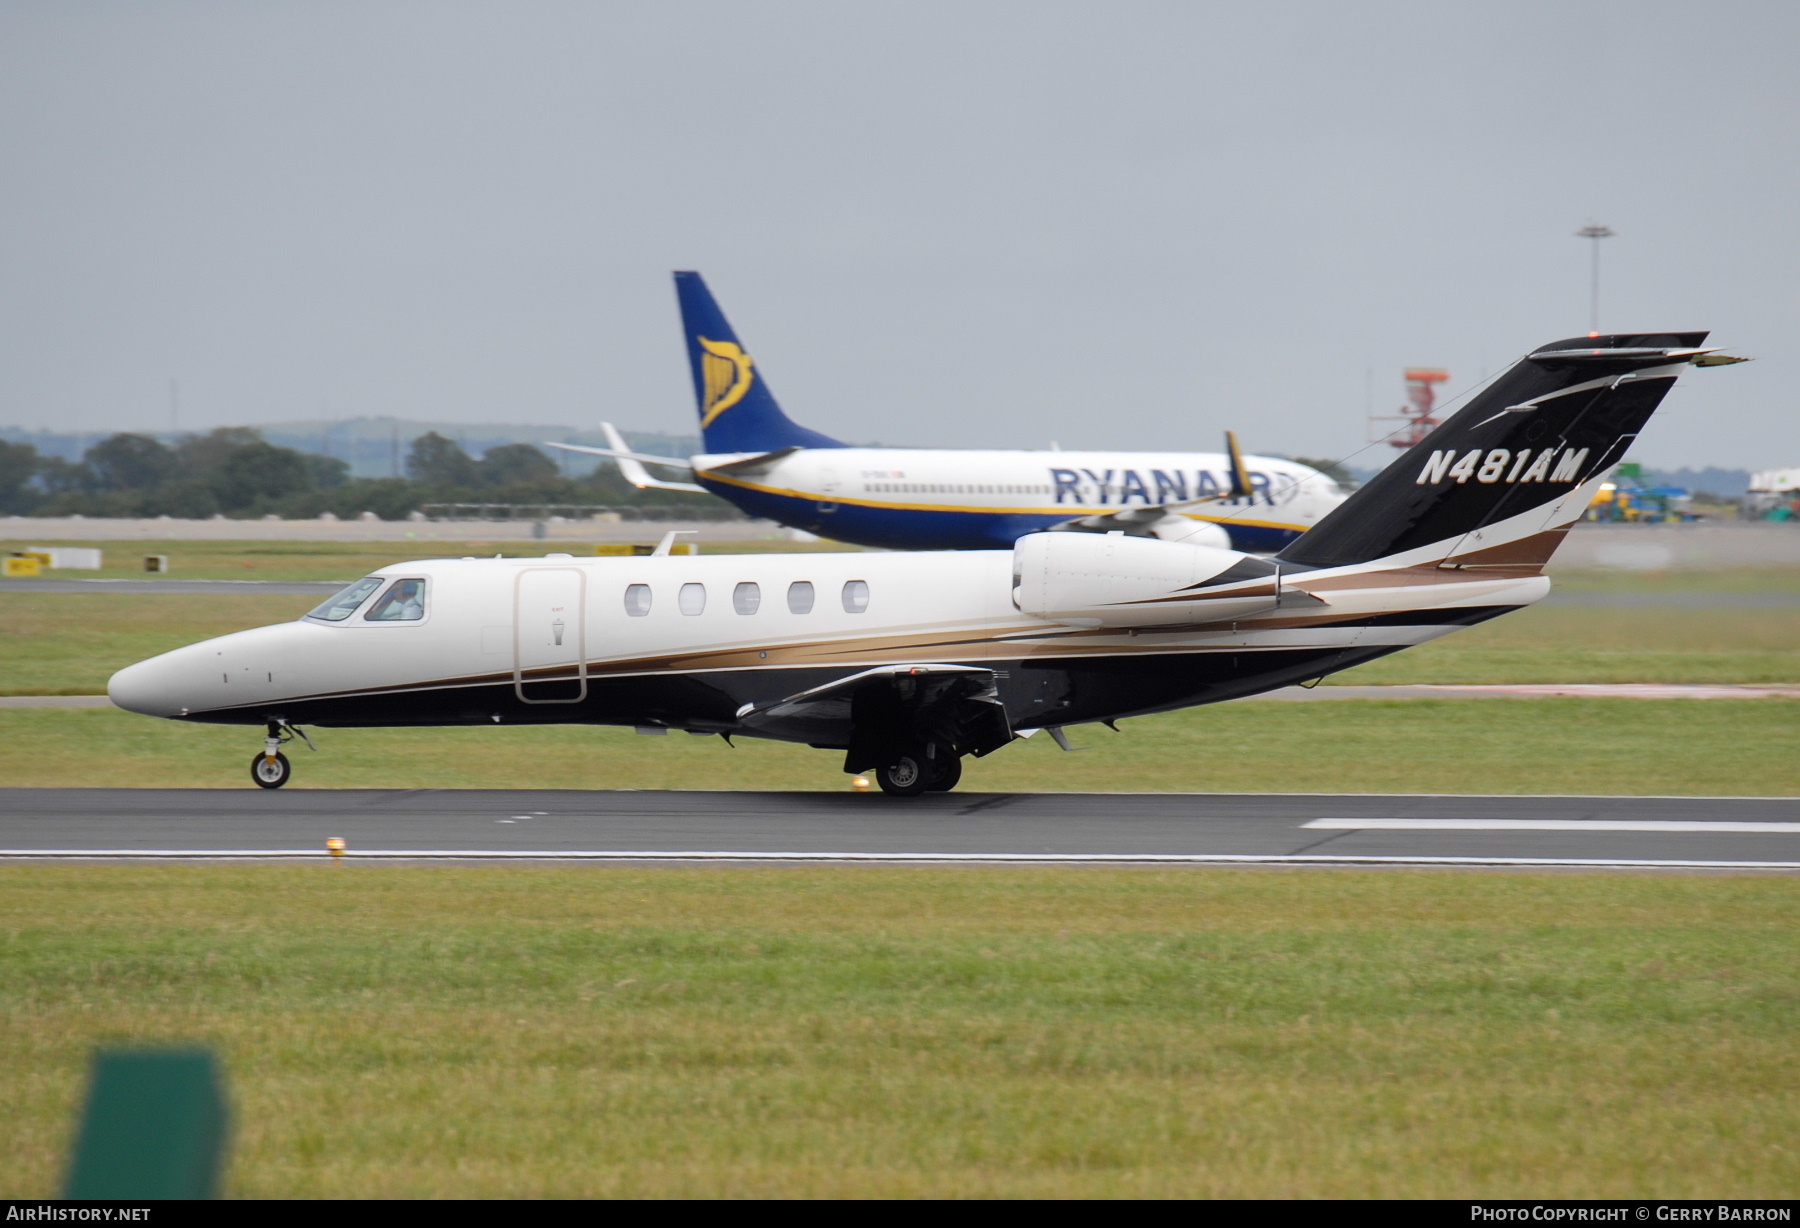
1437;530;1570;568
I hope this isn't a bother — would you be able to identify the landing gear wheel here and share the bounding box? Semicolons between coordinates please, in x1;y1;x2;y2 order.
876;751;930;797
251;751;291;790
926;752;962;792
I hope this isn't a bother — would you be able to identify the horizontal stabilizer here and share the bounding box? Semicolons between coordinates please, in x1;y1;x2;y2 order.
545;425;707;494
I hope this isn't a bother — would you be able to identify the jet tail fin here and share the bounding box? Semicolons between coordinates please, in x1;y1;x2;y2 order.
673;272;844;455
1278;333;1742;571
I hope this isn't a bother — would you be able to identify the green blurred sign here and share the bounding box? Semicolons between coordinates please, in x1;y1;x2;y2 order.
1616;462;1643;478
63;1047;229;1199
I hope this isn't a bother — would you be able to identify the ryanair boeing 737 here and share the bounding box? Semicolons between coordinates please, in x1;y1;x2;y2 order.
549;273;1347;553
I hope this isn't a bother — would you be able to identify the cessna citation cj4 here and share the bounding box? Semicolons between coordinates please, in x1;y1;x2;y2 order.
546;272;1347;554
110;332;1744;795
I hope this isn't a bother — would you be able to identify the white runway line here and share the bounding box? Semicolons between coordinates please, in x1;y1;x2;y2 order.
0;849;1797;870
1305;818;1800;833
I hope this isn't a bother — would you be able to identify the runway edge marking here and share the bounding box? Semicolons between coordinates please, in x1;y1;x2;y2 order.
2;849;1798;870
1305;818;1800;834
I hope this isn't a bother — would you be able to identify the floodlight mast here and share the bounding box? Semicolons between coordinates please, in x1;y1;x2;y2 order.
1575;222;1616;336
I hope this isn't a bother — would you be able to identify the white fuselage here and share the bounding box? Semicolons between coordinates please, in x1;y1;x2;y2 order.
107;544;1547;735
691;448;1347;552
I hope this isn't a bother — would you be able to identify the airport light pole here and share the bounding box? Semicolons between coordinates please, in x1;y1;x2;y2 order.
1575;223;1615;336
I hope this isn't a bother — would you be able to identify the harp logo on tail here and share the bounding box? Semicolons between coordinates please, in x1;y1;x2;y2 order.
698;337;755;427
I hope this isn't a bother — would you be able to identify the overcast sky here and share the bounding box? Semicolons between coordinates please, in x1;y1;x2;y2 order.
1;1;1794;469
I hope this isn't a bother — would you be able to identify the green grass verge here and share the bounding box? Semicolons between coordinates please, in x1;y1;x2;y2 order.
1;594;315;695
1546;566;1800;594
1329;604;1800;685
2;865;1795;1197
3;699;1795;794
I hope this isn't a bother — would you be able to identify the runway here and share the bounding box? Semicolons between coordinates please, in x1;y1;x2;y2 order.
2;788;1796;870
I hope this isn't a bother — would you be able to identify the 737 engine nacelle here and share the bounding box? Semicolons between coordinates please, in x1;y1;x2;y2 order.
1011;531;1284;628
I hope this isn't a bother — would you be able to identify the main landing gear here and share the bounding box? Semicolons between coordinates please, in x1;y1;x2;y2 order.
251;720;313;790
875;744;962;797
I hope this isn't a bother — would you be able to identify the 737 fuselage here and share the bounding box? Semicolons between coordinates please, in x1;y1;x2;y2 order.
687;445;1343;552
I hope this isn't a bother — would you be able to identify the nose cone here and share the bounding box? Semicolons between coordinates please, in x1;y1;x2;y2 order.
110;622;307;719
108;652;193;717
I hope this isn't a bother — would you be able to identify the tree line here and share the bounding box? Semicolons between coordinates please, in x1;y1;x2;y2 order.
0;429;725;519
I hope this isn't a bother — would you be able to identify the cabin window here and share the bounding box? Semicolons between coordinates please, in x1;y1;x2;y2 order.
679;582;706;616
364;578;426;621
733;581;761;615
306;576;383;622
624;583;652;617
841;579;870;613
787;580;815;614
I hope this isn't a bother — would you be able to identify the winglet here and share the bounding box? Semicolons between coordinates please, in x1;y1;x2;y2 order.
1224;431;1253;500
652;530;697;557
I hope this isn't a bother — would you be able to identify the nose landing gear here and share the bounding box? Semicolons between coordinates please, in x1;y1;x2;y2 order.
251;719;314;790
251;747;291;789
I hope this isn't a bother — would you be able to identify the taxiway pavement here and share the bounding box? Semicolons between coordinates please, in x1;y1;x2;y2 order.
1;789;1795;869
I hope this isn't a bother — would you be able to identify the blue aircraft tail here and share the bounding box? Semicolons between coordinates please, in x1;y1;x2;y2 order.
674;271;844;454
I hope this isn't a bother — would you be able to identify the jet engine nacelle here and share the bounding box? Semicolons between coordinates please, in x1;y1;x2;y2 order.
1011;531;1283;628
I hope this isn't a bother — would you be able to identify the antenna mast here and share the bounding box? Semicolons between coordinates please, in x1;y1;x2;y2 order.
1368;367;1450;450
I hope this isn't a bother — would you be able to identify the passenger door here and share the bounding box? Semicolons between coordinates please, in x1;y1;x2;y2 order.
514;568;587;704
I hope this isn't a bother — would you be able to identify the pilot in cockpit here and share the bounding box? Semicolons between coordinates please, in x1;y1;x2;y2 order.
367;579;426;621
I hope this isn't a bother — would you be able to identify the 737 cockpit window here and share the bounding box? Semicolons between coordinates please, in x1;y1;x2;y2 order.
364;578;427;621
306;576;383;622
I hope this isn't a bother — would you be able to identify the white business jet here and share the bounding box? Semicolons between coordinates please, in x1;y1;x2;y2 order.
110;333;1743;795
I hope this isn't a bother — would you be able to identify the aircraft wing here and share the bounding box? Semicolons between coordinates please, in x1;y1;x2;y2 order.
733;663;1012;758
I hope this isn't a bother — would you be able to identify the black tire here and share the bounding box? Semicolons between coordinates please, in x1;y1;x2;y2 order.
251;750;291;790
926;752;962;792
876;751;930;797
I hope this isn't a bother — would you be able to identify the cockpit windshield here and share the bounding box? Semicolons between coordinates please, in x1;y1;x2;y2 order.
306;576;383;622
365;578;427;621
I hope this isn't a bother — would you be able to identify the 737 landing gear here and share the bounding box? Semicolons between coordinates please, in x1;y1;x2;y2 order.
875;744;962;797
250;719;313;790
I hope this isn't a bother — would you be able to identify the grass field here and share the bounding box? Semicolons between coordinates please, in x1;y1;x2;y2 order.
0;536;859;582
2;865;1795;1198
1329;604;1800;685
3;699;1795;794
